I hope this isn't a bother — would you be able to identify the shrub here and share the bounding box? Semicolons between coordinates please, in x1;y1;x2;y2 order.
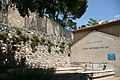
32;36;40;43
59;42;65;48
68;42;73;49
47;40;53;46
40;37;45;45
30;36;40;53
59;42;65;53
12;36;22;44
16;28;22;35
19;34;29;43
0;32;8;42
31;41;37;53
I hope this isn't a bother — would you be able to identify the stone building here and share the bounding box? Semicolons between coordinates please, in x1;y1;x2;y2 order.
71;20;120;76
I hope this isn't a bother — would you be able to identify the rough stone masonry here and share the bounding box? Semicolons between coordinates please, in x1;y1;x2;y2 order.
0;0;72;40
0;23;71;68
0;0;72;68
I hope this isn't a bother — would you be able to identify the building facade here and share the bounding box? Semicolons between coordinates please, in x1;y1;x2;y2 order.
71;20;120;76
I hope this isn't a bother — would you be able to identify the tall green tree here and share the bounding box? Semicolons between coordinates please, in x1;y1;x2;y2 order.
86;18;109;27
8;0;87;30
80;25;86;28
86;18;101;26
79;18;109;29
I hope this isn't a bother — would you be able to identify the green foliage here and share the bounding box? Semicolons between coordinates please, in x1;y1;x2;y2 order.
7;68;54;80
86;18;101;26
59;48;64;53
0;32;27;70
30;42;37;53
12;34;29;44
0;32;8;42
81;18;109;27
68;42;73;49
47;40;53;46
19;35;29;43
12;36;22;44
32;48;37;53
67;19;77;30
10;0;37;17
40;37;45;45
30;36;54;53
81;25;86;28
33;36;40;43
59;42;65;53
12;29;29;44
31;36;40;53
46;40;53;53
16;28;22;35
59;42;65;48
48;45;51;53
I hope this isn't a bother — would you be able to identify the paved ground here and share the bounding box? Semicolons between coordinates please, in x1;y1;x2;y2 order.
109;77;120;80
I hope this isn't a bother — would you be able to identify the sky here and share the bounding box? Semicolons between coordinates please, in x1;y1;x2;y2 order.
75;0;120;28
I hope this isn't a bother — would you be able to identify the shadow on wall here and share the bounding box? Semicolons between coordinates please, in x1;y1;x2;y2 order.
27;15;72;40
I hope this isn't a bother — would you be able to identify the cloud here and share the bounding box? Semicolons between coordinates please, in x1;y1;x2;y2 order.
114;15;120;18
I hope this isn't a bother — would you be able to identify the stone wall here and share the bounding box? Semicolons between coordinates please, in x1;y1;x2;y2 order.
0;0;8;24
0;0;72;40
0;24;71;68
7;7;72;40
0;0;72;69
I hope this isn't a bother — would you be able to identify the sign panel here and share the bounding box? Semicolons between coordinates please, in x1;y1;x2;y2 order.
108;54;116;60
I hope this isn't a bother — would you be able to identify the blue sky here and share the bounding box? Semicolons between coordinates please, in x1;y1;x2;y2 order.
75;0;120;28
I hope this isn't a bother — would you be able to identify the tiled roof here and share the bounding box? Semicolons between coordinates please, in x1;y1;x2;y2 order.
73;20;120;33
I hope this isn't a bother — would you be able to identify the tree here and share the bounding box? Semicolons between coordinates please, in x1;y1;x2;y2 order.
78;18;109;29
7;0;87;30
86;18;101;26
67;19;77;30
80;25;86;28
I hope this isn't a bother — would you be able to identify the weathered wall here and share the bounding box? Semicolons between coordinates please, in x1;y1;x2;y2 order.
0;24;71;68
8;7;25;28
71;30;120;76
7;7;72;40
0;0;72;40
71;31;120;63
0;0;72;69
0;0;8;24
